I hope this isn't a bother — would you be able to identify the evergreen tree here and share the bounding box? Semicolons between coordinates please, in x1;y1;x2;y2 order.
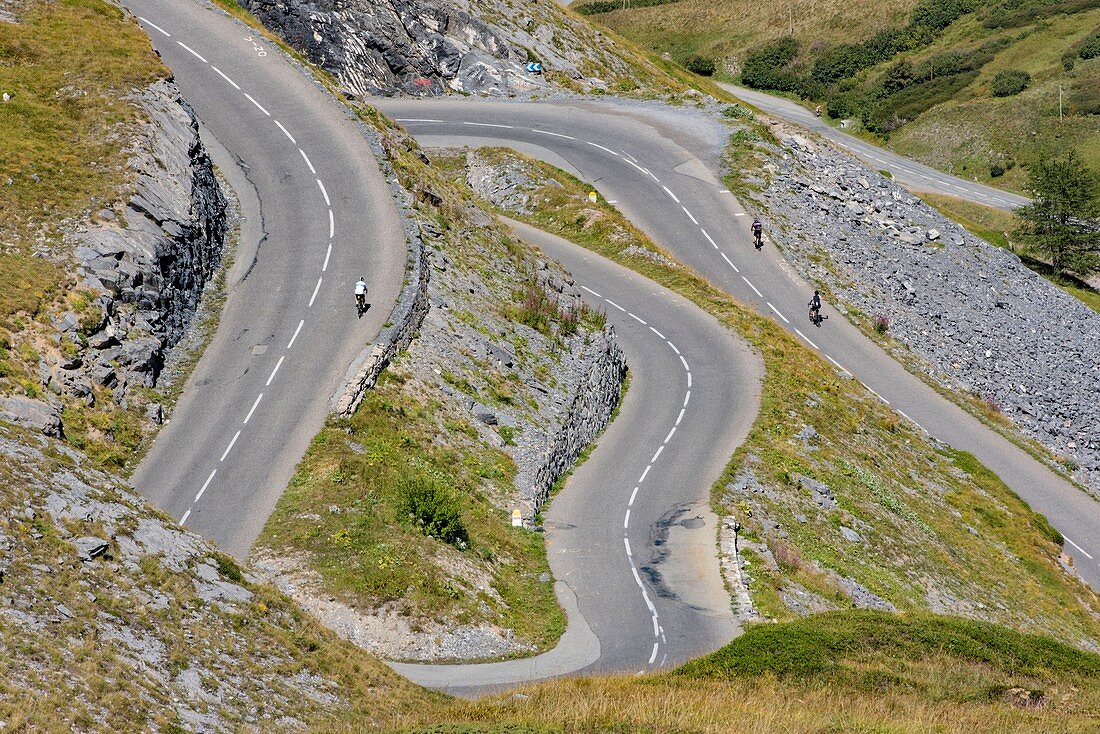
1014;152;1100;277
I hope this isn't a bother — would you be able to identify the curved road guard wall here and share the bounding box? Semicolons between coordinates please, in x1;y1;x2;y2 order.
329;207;429;417
529;327;627;513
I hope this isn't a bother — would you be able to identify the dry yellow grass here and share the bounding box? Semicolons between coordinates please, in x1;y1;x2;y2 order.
397;674;1100;733
587;0;916;63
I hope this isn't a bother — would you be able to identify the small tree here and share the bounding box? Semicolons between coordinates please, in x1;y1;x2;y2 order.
1014;152;1100;278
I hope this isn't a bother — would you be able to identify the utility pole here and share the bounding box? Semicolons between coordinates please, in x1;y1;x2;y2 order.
789;3;794;36
1059;84;1063;121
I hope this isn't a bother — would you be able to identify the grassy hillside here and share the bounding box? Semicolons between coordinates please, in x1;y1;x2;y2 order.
578;0;1100;193
389;610;1100;733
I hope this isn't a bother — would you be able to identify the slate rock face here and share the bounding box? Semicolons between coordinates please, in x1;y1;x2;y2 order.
244;0;636;97
62;80;226;405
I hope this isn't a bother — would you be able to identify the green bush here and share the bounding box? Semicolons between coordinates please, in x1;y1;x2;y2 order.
1079;29;1100;60
991;69;1030;96
683;54;716;76
984;0;1100;28
990;161;1007;177
398;476;469;547
740;37;803;92
1069;77;1100;114
678;610;1100;682
573;0;680;14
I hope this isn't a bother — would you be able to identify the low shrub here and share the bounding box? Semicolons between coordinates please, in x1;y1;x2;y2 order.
990;161;1006;177
1079;29;1100;60
683;54;716;76
873;315;890;334
991;69;1030;97
398;476;469;547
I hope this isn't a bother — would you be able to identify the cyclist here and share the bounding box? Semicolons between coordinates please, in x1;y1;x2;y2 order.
808;290;822;325
354;276;367;315
751;217;763;249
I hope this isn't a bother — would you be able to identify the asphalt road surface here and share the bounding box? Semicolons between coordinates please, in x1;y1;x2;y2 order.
125;0;407;559
719;82;1029;212
395;220;762;693
376;96;1100;589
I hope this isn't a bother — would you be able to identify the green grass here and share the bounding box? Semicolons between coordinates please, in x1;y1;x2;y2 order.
257;367;564;655
681;610;1100;685
451;146;1100;649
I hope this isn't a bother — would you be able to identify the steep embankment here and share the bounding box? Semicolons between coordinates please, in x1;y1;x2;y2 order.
1;0;225;471
580;0;1100;192
0;3;433;729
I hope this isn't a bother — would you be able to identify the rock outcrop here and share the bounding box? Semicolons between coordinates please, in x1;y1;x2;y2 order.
53;80;226;410
758;126;1100;494
243;0;642;97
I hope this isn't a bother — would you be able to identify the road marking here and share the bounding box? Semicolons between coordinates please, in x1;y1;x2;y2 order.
179;508;191;524
531;129;575;140
651;445;664;463
138;17;170;36
243;393;263;424
328;209;335;239
676;407;686;426
649;326;666;340
649;643;659;665
700;228;718;249
605;298;626;312
211;66;240;90
720;252;739;272
639;465;651;483
1065;536;1094;559
652;616;660;636
629;312;646;325
287;320;304;349
299;148;316;174
396;118;444;123
274;119;296;144
622;151;638;163
624;509;631;529
580;285;602;298
195;469;216;502
686;371;692;388
682;206;698;224
664;426;677;444
316;179;330;206
645;168;660;183
323;242;332;272
825;354;846;371
719;189;730;193
741;275;763;298
177;41;207;63
624;537;632;557
794;328;819;350
462;121;513;129
629;486;639;505
683;390;691;407
265;355;285;386
661;185;680;204
586;141;619;156
679;355;689;372
220;430;241;462
668;342;681;355
243;92;270;117
309;276;323;307
625;159;649;176
767;302;790;323
860;381;890;405
734;212;746;216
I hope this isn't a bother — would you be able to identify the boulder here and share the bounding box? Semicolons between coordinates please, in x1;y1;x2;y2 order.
0;396;62;437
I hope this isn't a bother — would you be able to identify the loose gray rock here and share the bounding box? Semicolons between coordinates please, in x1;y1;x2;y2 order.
70;536;110;561
0;396;62;437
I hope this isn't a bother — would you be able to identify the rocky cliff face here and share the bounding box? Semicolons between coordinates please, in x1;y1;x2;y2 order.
244;0;645;97
52;81;224;415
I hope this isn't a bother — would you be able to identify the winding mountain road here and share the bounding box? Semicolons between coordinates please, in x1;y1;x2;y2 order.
395;220;761;692
124;1;759;682
718;82;1029;212
125;0;407;559
376;96;1100;589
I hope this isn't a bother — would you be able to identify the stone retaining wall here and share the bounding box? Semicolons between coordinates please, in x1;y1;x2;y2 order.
528;327;626;513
